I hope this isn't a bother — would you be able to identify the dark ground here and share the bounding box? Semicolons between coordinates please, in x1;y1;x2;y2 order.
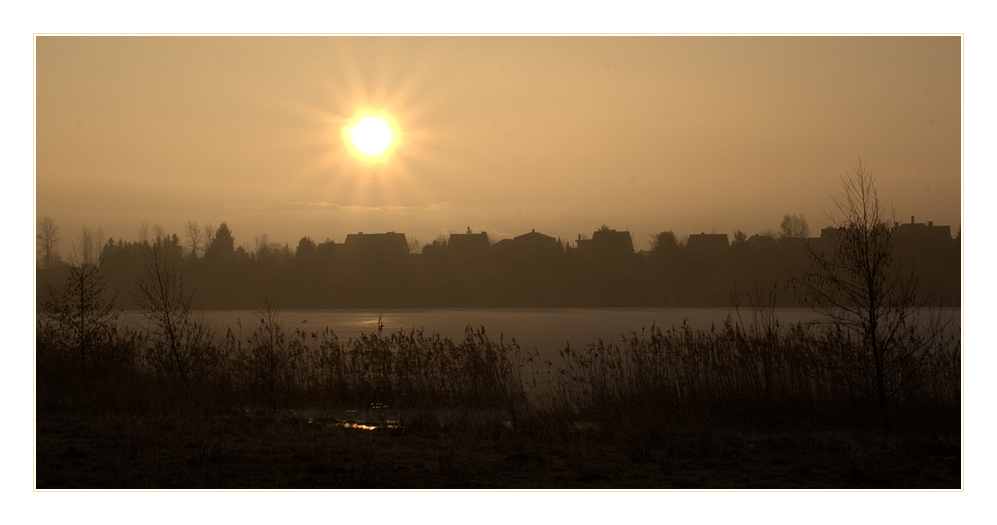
35;409;961;490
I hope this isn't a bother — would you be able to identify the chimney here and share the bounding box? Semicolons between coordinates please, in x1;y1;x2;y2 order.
911;216;915;224
928;221;933;226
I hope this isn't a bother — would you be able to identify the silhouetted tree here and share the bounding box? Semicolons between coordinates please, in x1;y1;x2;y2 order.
204;222;235;263
650;230;679;253
408;237;422;254
295;236;317;260
202;223;215;250
253;233;272;261
649;231;682;269
40;228;121;383
794;160;951;424
185;220;202;259
779;213;810;239
729;230;750;271
37;216;61;269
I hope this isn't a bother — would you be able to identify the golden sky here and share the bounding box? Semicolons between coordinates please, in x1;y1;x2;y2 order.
35;36;961;250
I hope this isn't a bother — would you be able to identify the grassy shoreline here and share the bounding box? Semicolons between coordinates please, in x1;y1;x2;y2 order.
36;309;961;489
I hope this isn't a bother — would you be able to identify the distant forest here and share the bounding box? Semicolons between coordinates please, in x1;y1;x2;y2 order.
35;216;960;309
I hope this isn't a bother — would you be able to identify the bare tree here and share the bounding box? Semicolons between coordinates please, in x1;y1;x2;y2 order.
37;216;61;268
779;213;810;239
254;233;272;260
153;224;167;245
139;222;150;245
407;237;422;254
75;226;102;267
185;220;202;259
202;223;215;252
794;160;954;424
41;228;120;382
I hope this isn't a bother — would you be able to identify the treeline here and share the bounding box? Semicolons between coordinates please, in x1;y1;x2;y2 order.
35;218;960;310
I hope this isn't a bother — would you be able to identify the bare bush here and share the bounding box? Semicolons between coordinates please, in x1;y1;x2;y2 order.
135;234;220;394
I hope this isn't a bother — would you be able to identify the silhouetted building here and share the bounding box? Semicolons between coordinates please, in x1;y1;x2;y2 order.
314;240;342;260
818;226;843;250
490;229;563;274
343;232;409;270
510;229;560;254
575;228;634;258
892;217;958;273
448;228;490;254
746;234;777;254
491;238;514;252
444;228;492;276
893;216;953;249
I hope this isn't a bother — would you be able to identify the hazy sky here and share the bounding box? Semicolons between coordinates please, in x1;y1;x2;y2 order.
36;36;961;252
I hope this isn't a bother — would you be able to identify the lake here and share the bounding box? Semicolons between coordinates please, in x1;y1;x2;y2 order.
121;307;824;361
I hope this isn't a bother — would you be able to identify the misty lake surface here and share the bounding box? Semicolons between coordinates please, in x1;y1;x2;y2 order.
122;307;824;359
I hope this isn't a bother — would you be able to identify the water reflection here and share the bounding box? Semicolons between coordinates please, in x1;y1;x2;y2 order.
284;406;513;431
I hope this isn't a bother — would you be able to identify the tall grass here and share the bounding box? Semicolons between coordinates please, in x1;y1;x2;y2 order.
287;323;525;411
36;307;959;431
544;316;959;430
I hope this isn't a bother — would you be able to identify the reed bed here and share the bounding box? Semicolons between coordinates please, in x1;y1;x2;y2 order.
542;318;959;431
36;308;960;432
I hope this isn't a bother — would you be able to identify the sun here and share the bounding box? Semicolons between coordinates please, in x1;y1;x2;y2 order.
350;117;392;155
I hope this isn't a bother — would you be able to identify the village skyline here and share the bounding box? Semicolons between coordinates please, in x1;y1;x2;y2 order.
35;210;960;263
36;213;960;310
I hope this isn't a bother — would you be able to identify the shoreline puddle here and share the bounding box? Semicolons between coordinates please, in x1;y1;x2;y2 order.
267;406;515;431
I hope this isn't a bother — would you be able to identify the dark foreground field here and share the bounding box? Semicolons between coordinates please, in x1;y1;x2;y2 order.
36;408;960;490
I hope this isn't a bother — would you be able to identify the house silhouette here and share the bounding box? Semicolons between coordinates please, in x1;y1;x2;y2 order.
343;231;409;269
575;228;634;258
448;227;490;254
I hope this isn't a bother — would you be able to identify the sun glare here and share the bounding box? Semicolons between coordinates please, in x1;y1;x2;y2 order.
351;117;392;155
306;54;449;208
